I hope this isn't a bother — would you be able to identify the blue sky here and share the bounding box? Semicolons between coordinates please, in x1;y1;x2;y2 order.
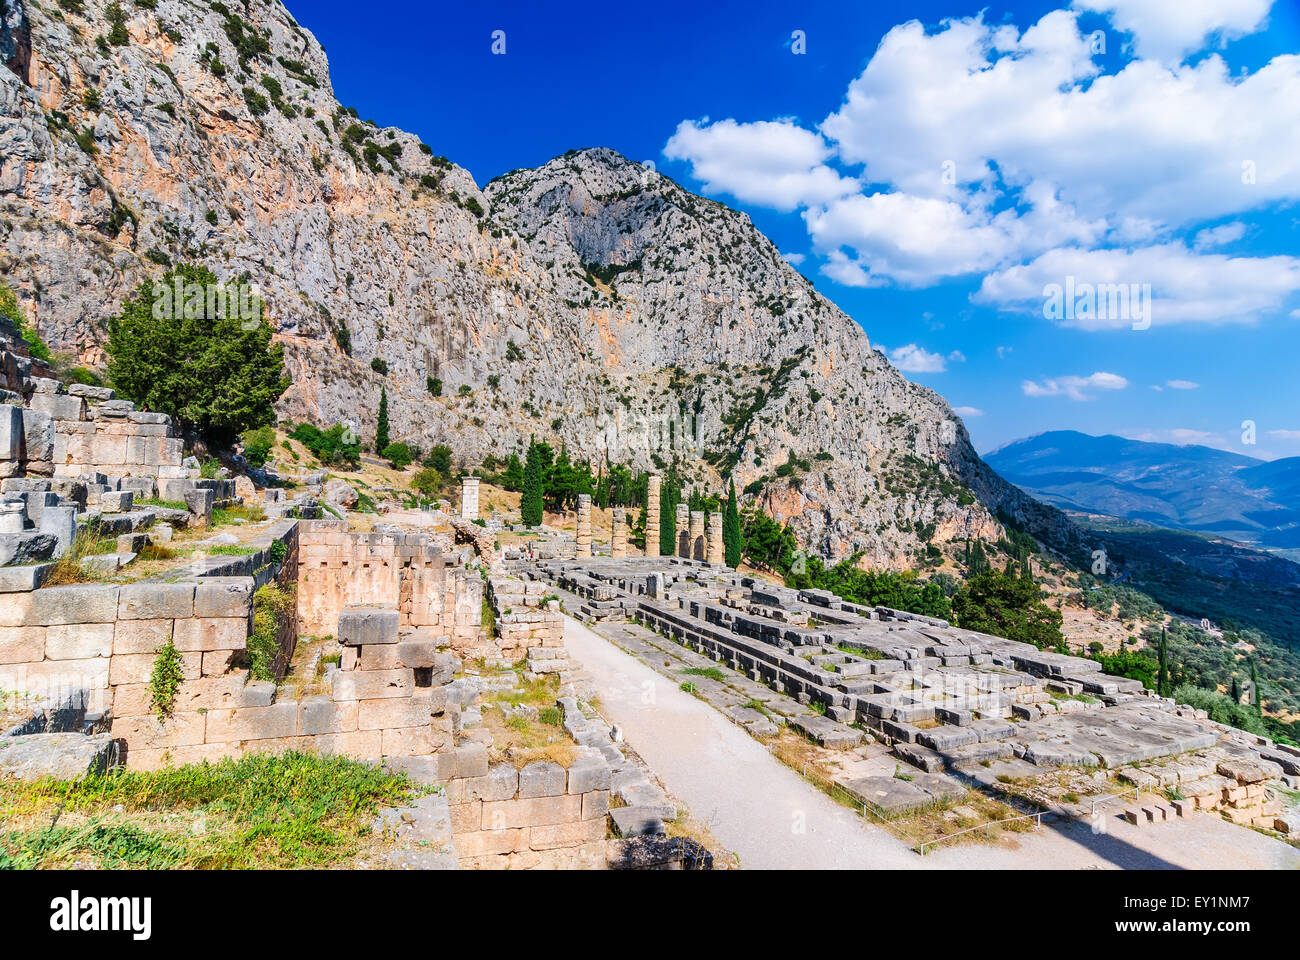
296;0;1300;459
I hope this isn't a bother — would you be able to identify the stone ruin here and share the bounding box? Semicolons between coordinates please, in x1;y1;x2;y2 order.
520;547;1300;840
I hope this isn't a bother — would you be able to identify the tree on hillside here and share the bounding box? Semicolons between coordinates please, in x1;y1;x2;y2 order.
1157;627;1170;697
723;477;742;568
376;387;390;453
424;444;452;475
520;437;551;527
499;453;525;491
951;569;1064;650
107;264;289;446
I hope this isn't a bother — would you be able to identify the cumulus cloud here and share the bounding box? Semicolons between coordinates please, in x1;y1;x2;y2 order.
954;405;985;417
1166;379;1200;389
1022;371;1129;400
663;119;856;212
1268;429;1300;441
888;344;948;373
1072;0;1274;62
662;5;1300;310
974;243;1300;329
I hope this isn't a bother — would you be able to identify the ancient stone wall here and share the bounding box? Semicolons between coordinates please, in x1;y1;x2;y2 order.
296;519;482;647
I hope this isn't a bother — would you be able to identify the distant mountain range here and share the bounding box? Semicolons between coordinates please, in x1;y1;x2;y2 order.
986;431;1300;549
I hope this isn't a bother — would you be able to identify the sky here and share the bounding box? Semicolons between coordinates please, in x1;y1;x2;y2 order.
294;0;1300;459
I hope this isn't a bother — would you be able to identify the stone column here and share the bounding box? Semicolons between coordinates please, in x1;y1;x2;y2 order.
689;510;705;560
460;476;480;520
645;475;660;557
39;504;78;558
611;507;627;558
706;511;724;565
0;500;26;534
675;503;690;558
576;493;592;559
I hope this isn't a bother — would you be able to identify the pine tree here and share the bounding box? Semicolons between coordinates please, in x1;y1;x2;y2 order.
1157;627;1170;697
723;478;743;568
375;387;390;452
521;437;546;527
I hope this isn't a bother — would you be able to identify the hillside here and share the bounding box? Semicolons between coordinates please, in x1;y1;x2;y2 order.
987;431;1300;549
0;0;1077;568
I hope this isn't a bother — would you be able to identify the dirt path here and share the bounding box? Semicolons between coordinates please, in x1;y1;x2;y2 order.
563;615;1300;870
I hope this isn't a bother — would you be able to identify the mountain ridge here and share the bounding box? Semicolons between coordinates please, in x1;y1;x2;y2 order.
0;0;1079;567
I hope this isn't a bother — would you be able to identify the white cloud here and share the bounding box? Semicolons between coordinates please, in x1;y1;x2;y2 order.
888;343;948;373
1022;371;1129;400
1072;0;1274;63
948;350;967;363
782;252;806;266
975;243;1300;329
664;7;1300;300
663;119;856;212
997;345;1013;359
954;405;985;417
1267;429;1300;441
1193;222;1247;249
1166;379;1200;389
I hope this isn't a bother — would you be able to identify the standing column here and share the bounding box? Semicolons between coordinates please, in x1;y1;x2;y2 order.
460;476;480;519
576;493;592;559
645;475;661;557
689;510;705;560
611;507;627;558
706;511;724;565
675;503;690;557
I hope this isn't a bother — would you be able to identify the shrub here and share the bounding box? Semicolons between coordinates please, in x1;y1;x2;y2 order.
240;424;276;468
411;467;442;498
426;376;442;397
149;639;184;720
381;441;413;470
248;584;294;682
0;282;52;364
370;357;388;375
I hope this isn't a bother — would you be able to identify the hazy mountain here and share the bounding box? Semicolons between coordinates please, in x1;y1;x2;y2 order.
987;431;1300;548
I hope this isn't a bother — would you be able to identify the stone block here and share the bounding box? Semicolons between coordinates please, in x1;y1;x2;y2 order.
112;712;207;750
338;606;400;646
204;703;300;742
519;761;567;798
299;696;358;736
184;488;214;527
449;765;519;803
381;725;440;756
567;754;612;794
0;625;45;664
332;668;414;701
357;693;444;730
0;404;24;461
171;617;248;653
450;741;489;779
28;583;120;625
481;793;583;829
117;582;196;620
193;578;254;618
581;790;610;821
112;618;174;655
529;816;606;850
109;651;202;686
201;649;236;675
45;622;114;660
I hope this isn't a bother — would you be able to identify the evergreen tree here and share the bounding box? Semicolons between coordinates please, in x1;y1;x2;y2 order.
500;453;524;491
106;264;289;446
1250;659;1262;716
375;387;390;452
520;437;549;527
659;467;681;556
1231;674;1242;704
723;478;743;568
1157;627;1170;697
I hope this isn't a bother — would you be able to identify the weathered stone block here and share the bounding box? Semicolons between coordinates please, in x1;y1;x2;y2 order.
109;651;202;686
567;754;612;794
112;712;207;750
113;618;174;655
172;617;248;653
519;760;567;798
338;606;400;646
204;703;300;742
331;668;414;701
299;696;358;736
28;583;120;626
117;582;196;620
0;625;45;664
357;693;444;730
482;794;583;829
450;741;489;779
381;725;440;756
193;578;254;618
45;622;113;660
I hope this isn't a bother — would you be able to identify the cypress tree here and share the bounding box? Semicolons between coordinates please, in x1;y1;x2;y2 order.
376;386;390;452
1231;674;1242;704
1250;660;1262;715
1157;628;1169;697
659;468;680;556
723;477;743;568
521;437;545;527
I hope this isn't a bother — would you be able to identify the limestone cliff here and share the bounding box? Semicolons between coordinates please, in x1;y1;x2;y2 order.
0;0;1076;567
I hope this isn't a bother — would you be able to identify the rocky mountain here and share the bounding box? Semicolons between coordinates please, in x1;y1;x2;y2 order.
987;431;1300;549
0;0;1075;567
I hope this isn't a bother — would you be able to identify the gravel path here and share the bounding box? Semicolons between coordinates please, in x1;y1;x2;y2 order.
564;615;1300;870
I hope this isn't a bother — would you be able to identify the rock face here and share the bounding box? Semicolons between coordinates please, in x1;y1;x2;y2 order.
0;0;1075;567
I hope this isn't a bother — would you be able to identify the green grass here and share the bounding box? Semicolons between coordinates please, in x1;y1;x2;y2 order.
0;751;420;869
135;497;188;511
211;504;266;526
680;666;728;682
205;544;256;556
